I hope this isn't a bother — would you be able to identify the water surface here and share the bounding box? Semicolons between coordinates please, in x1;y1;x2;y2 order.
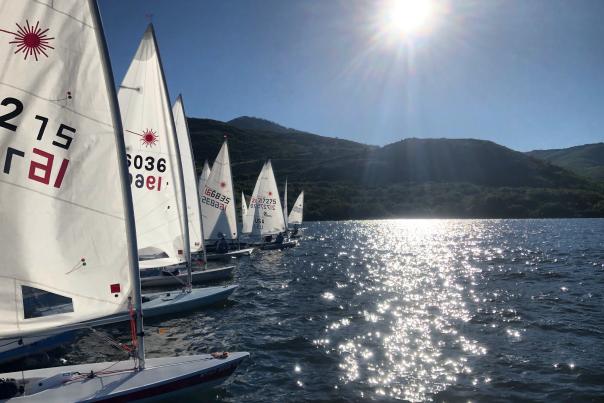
30;219;604;401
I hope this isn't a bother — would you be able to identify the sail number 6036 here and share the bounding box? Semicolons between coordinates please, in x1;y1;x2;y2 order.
126;154;166;172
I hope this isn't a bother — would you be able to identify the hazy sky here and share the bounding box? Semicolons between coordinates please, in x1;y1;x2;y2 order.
99;0;604;151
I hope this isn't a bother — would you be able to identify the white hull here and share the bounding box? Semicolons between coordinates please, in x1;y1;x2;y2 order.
0;352;249;401
140;266;234;288
142;285;238;318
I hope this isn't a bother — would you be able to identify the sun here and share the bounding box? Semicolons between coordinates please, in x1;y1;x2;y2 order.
382;0;434;36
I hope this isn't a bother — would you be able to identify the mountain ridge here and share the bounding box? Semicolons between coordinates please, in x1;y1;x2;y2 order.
187;116;604;220
526;143;604;182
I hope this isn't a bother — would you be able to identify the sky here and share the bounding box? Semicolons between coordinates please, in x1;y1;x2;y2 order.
98;0;604;151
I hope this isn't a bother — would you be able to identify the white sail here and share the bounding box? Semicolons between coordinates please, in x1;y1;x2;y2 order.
198;160;210;198
118;25;187;262
243;161;286;236
172;96;203;252
283;178;288;228
201;141;238;239
288;191;304;225
241;192;248;226
0;1;134;337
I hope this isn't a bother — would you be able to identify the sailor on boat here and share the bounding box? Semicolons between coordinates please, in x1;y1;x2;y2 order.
216;233;229;253
275;232;285;244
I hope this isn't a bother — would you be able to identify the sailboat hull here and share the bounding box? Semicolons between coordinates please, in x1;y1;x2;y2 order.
0;352;249;402
142;285;238;318
140;266;234;288
205;248;255;261
0;331;76;366
0;286;237;366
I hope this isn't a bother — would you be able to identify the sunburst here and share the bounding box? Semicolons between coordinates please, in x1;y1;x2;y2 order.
139;129;158;147
1;20;54;61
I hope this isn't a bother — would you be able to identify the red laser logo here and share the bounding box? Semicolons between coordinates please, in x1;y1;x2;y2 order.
220;181;226;188
1;20;54;61
140;129;158;147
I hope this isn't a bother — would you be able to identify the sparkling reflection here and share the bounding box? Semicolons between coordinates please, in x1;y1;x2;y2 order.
323;219;488;401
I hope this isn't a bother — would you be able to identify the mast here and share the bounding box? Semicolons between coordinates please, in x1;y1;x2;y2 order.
149;25;192;288
90;0;145;368
178;94;208;270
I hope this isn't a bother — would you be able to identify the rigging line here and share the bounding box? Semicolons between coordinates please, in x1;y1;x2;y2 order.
88;327;132;354
0;338;19;348
31;0;95;28
162;268;188;287
0;81;113;128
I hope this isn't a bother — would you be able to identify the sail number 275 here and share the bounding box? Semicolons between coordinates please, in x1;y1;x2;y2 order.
126;154;166;191
1;97;74;189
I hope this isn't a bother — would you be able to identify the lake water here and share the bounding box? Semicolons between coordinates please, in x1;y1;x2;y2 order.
15;219;604;402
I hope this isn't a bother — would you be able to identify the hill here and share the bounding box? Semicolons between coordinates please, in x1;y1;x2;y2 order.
527;143;604;182
227;116;295;134
187;117;604;220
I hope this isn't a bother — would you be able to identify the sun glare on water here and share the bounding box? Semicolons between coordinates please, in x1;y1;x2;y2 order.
381;0;435;37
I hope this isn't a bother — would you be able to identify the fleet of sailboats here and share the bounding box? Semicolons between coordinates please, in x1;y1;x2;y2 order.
0;0;305;399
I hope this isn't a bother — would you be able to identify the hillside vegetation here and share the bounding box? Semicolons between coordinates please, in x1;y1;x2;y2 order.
187;116;604;220
527;143;604;182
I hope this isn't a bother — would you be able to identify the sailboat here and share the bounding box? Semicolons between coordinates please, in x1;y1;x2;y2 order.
241;192;248;224
288;191;304;237
117;26;236;302
0;0;247;399
198;159;211;198
283;178;289;230
200;141;254;260
242;161;297;250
